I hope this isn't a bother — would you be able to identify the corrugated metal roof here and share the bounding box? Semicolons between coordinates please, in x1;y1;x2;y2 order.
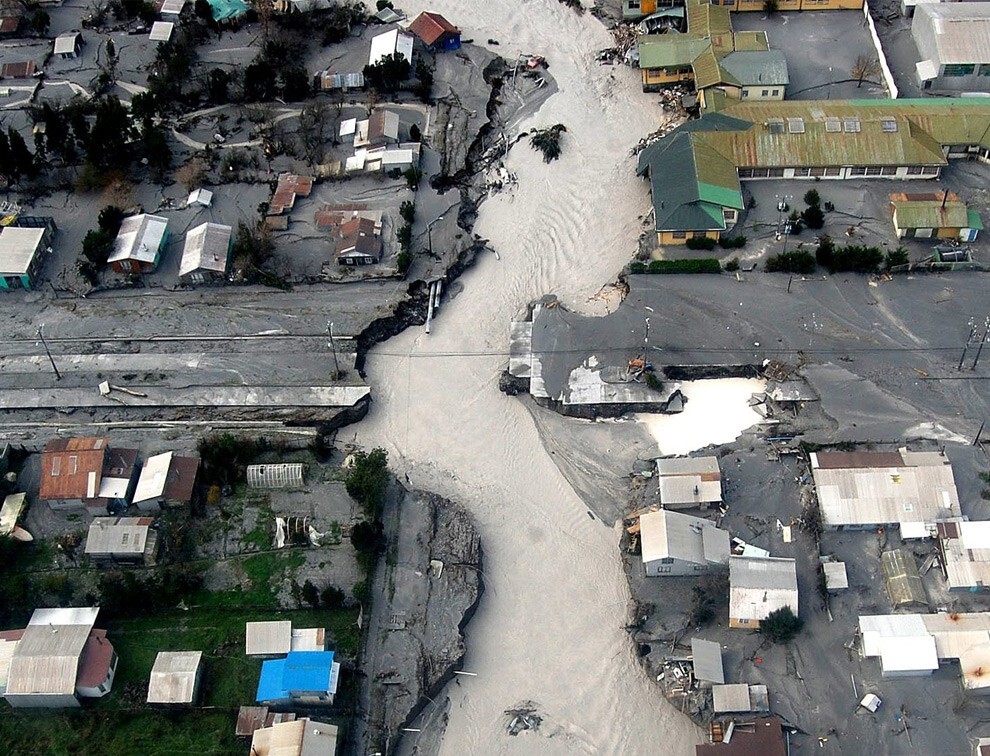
690;638;724;684
0;226;45;276
250;717;339;756
657;456;721;476
891;196;970;230
718;51;788;87
729;556;798;622
180;222;231;277
711;683;752;713
881;549;929;608
39;438;108;501
638;35;709;69
108;214;168;266
147;651;202;704
640;510;729;565
85;517;153;557
246;621;291;656
133;452;173;504
913;3;990;66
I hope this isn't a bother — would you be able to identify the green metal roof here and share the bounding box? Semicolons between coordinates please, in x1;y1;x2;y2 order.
638;36;710;69
687;2;732;37
731;31;770;52
891;199;970;229
692;48;728;89
968;208;984;230
717;51;788;87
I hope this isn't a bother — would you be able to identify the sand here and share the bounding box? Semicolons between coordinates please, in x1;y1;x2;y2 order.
356;0;703;753
636;378;767;456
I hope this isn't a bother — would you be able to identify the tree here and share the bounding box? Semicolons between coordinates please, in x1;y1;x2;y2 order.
82;229;114;267
195;0;213;21
98;205;125;235
363;53;411;93
297;102;331;166
87;96;133;172
280;66;310;102
803;188;820;207
244;62;278;102
301;579;320;608
350;520;386;555
409;123;421;142
345;448;389;517
321;584;345;608
763;0;778;13
760;606;804;643
206;68;230;104
851;55;881;88
143;124;172;183
399;200;415;224
530;124;567;163
414;59;434;103
29;10;50;35
6;127;34;180
801;204;825;230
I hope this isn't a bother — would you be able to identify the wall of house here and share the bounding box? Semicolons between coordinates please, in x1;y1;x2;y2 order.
5;692;80;708
46;497;86;511
643;67;694;90
724;0;862;8
737;165;941;181
77;651;117;698
644;557;713;577
739;84;785;100
923;65;990;92
729;616;760;629
657;230;720;245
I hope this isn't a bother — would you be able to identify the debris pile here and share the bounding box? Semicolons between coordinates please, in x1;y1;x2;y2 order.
505;702;542;735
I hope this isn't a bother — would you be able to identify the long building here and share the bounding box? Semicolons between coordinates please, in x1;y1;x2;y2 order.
637;98;990;244
625;0;862;21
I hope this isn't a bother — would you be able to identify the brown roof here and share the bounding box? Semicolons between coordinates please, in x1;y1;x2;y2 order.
890;191;961;204
268;174;314;216
314;203;368;230
39;438;109;501
235;706;296;737
409;11;459;46
1;60;34;78
76;629;114;688
696;717;787;756
0;17;19;34
103;447;139;478
337;217;380;258
164;455;199;503
813;450;905;470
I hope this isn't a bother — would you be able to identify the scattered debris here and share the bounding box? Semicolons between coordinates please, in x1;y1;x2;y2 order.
505;702;542;735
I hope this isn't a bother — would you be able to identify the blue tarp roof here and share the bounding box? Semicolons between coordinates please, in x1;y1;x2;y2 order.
207;0;249;21
257;651;335;702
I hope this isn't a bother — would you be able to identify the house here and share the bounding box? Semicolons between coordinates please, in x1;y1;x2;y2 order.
256;650;341;706
53;32;82;60
889;192;982;241
728;556;798;629
626;0;860;20
656;456;723;509
369;28;414;67
912;4;990;92
336;217;381;266
314;204;382;232
246;621;327;657
691;638;725;685
147;651;203;705
38;437;110;510
0;220;55;291
708;50;789;103
1;60;36;79
881;548;929;609
149;21;173;42
315;70;364;92
268;174;314;216
247;464;305;490
623;0;683;21
408;11;461;52
696;716;786;756
236;706;297;736
901;0;938;18
640;510;730;576
180;222;232;284
859;614;940;678
937;519;990;591
810;448;961;533
205;0;249;22
108;214;169;273
250;717;339;756
84;517;159;566
89;447;140;514
710;683;770;714
2;607;117;708
361;110;400;148
637;98;990;243
131;452;200;512
975;736;990;756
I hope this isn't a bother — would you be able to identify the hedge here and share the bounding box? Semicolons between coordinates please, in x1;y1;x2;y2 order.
647;258;722;274
765;250;816;274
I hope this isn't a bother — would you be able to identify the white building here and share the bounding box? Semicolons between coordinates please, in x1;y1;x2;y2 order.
368;28;414;66
179;222;232;284
249;717;339;756
728;556;798;629
245;621;326;657
147;651;203;705
938;519;990;591
655;456;722;509
640;510;729;576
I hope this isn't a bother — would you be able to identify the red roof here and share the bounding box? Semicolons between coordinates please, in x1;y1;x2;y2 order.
409;11;460;46
0;17;19;34
1;60;35;79
163;455;199;503
696;717;787;756
268;174;314;215
77;629;115;689
39;438;109;501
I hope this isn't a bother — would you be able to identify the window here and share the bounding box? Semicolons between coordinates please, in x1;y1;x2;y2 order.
915;228;933;239
850;166;867;176
768;167;785;178
69;455;78;474
693;565;705;571
943;64;975;77
864;167;882;176
771;89;779;97
657;566;672;574
691;232;707;239
843;118;861;133
922;165;939;175
824;167;842;177
809;167;826;177
661;558;674;564
792;168;811;177
672;232;686;239
627;0;638;7
122;533;130;545
880;166;899;176
980;64;990;77
741;90;748;98
723;209;737;222
787;117;805;134
906;166;924;175
768;118;785;134
825;117;841;133
881;118;897;133
762;89;770;97
51;457;61;476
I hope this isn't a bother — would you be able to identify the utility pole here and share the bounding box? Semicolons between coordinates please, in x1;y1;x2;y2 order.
37;324;61;381
959;319;977;371
326;320;341;380
972;317;990;371
426;214;444;259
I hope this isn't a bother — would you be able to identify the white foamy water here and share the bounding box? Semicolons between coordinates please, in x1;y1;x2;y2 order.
355;1;703;753
636;378;767;456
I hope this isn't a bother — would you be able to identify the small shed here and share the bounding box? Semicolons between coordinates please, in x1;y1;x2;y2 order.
408;11;461;52
53;32;82;60
690;638;724;685
247;464;304;490
246;620;292;657
882;549;929;609
147;651;203;705
186;188;213;208
711;683;770;714
180;222;232;284
149;21;174;42
822;560;849;591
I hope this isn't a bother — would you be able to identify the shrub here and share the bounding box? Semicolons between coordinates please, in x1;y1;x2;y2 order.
885;246;909;270
821;244;883;274
351;520;386;556
685;236;717;250
396;250;411;275
718;235;747;249
724;257;740;272
97;205;125;236
197;433;261;487
396;223;412;251
321;584;345;608
404;166;422;189
629;261;647;274
765;250;816;274
804;188;821;207
760;605;804;643
763;0;778;12
399;200;415;224
815;234;835;269
647;258;721;274
352;579;370;603
529;124;567;163
301;579;320;608
801;204;825;230
645;372;663;392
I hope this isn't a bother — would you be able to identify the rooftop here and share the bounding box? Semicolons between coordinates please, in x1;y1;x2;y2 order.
696;715;785;756
889;192;978;230
656;456;724;505
369;28;414;66
249;717;339;756
108;214;168;266
246;620;292;657
691;638;725;685
256;651;339;702
180;222;231;277
147;651;202;704
729;556;798;622
0;226;47;277
912;3;990;66
38;437;108;502
640;510;730;566
408;11;459;46
84;517;154;557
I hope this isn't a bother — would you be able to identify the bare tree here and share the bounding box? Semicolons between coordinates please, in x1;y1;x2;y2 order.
252;0;275;40
851;55;881;88
298;102;331;167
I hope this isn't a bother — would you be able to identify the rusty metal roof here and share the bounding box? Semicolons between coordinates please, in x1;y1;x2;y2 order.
39;438;109;501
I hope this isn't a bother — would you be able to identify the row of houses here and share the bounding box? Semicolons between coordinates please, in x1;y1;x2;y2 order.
39;437;199;513
637;98;990;244
624;0;862;21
